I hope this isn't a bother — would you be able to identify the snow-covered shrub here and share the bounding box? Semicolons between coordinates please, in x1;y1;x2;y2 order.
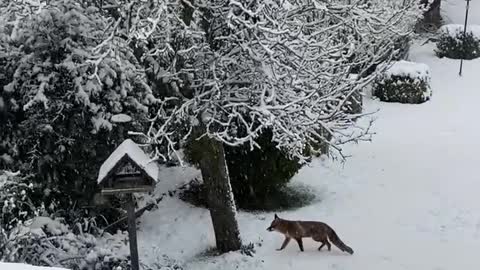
1;216;130;270
144;254;184;270
223;130;303;209
240;242;256;257
178;176;316;211
177;178;207;208
0;0;155;220
181;105;324;210
183;128;319;210
373;61;432;104
259;184;317;211
0;171;39;231
435;24;480;59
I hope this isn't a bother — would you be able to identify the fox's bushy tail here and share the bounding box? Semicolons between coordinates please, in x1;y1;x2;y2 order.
328;228;354;255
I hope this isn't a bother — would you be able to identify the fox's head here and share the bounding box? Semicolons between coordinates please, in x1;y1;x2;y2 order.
266;214;281;232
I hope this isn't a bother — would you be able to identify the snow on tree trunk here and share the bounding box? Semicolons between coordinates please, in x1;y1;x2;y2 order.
192;123;242;252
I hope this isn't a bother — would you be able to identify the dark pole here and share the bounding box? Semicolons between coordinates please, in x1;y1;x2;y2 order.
126;193;140;270
459;0;471;76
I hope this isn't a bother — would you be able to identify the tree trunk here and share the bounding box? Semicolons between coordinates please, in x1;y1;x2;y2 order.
193;124;242;253
178;1;241;252
421;0;442;26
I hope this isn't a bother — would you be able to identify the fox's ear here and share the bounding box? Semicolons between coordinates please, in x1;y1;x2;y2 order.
274;214;279;219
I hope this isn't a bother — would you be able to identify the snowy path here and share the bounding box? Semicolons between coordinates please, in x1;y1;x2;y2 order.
138;2;480;270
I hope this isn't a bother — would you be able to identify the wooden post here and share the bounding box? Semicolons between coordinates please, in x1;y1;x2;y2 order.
459;0;471;76
126;193;139;270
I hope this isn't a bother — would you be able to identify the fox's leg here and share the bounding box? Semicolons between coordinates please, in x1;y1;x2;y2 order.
295;238;304;252
277;237;291;251
313;235;330;251
318;241;331;251
325;240;331;251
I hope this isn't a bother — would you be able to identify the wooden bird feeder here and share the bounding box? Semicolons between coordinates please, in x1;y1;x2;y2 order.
97;139;158;270
97;139;158;195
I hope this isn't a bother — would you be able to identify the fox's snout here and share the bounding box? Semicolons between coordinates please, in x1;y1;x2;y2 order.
266;226;273;231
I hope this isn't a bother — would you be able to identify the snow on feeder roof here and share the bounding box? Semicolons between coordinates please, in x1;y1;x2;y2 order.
97;139;158;194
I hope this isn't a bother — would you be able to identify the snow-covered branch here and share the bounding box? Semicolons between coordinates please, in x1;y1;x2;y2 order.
127;0;422;162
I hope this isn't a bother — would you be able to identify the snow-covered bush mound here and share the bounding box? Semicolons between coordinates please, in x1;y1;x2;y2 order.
0;171;38;230
373;61;432;104
435;24;480;59
1;216;130;269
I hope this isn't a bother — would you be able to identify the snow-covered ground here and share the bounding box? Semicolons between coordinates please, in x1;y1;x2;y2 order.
442;0;480;25
0;263;65;270
136;2;480;270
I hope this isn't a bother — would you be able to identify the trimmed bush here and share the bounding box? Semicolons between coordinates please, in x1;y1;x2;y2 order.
184;129;306;210
178;178;317;211
435;24;480;60
373;60;431;104
224;130;303;208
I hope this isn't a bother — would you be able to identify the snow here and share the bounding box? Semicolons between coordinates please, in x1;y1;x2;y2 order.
134;2;480;270
439;24;480;38
0;263;66;270
441;0;480;25
29;216;68;236
380;60;431;80
135;1;419;163
375;60;432;101
111;113;132;123
97;139;159;184
91;115;113;132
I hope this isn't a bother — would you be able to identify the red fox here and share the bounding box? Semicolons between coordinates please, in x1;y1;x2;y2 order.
266;214;354;254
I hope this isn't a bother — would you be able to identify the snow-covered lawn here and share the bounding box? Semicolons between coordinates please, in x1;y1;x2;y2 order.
136;2;480;270
442;0;480;25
